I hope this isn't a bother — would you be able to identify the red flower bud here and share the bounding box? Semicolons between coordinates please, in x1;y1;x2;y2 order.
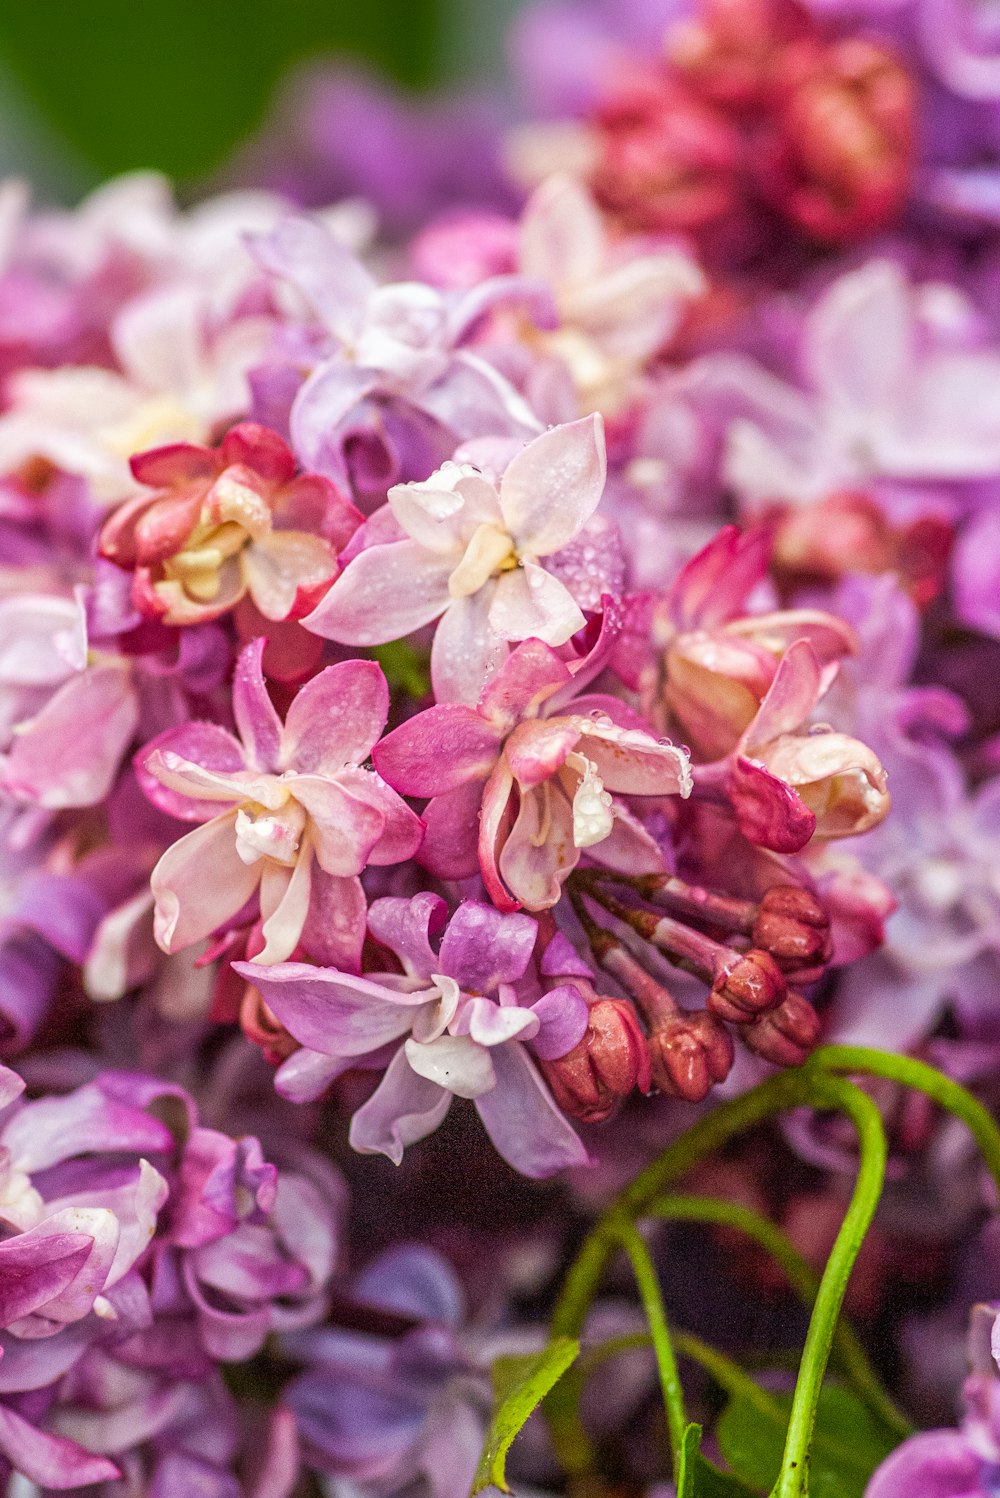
739;990;821;1067
708;948;786;1022
668;0;812;109
649;1010;735;1102
752;884;832;975
540;998;651;1124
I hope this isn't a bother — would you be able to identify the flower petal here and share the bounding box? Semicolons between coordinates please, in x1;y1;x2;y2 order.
281;659;389;773
474;1042;589;1178
238;963;424;1056
488;562;585;646
232;638;283;773
303;540;453;645
373;705;501;796
498;414;606;556
150;814;259;953
404;1033;496;1098
438;901;538;991
348;1048;452;1164
430;588;509;705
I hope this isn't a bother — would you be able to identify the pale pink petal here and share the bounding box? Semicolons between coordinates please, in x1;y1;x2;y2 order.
348;1048;452;1164
518;173;605;287
281;659;389;773
243;531;338;622
504;719;580;789
361;774;425;865
388;467;501;553
142;750;280;812
474;1042;589;1178
430;588;509;706
478;760;519;911
233;638;283;773
498;782;577;910
290;774;385;876
251;216;375;339
743;638;823;750
150;813;259;953
498;414;606;556
374;705;501;796
804;258;913;419
137;721;249;821
578;722;692;797
302;540;453;644
0;594;87;686
488;563;585;645
257;848;314;963
404;1034;496;1098
4;665;138;810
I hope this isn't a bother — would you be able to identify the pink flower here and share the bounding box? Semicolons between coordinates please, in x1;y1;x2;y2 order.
374;633;691;910
698;637;891;853
137;639;423;969
304;415;609;703
99;422;361;627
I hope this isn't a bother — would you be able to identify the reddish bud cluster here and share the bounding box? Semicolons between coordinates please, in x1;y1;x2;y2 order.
587;0;914;249
752;884;832;979
541;997;652;1124
648;1009;735;1101
708;947;787;1022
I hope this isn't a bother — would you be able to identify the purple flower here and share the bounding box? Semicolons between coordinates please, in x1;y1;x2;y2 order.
238;895;590;1177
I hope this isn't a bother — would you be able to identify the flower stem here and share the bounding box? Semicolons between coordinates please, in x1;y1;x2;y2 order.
770;1072;887;1498
612;1215;688;1480
647;1193;911;1436
807;1045;1000;1194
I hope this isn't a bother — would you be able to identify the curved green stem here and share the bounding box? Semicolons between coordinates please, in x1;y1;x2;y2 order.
613;1216;688;1479
648;1194;911;1437
673;1328;788;1423
808;1045;1000;1196
772;1073;887;1498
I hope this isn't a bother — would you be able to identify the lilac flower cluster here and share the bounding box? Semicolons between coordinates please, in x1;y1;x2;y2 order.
4;0;1000;1488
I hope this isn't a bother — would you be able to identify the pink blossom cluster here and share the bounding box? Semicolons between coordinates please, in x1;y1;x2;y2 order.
4;0;1000;1487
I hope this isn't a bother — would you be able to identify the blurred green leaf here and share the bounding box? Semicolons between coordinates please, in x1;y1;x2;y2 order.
473;1337;579;1494
370;641;431;701
677;1423;759;1498
0;0;441;182
716;1382;899;1498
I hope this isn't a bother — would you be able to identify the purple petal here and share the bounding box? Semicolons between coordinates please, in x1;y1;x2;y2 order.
251;216;375;338
438;901;537;992
529;985;590;1060
0;1405;120;1488
290;362;379;480
473;1042;589;1178
354;1244;464;1326
2;1082;172;1171
865;1430;983;1498
366;893;448;978
348;1048;451;1164
235;962;425;1056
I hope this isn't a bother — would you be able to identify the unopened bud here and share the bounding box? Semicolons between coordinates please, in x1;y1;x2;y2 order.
649;1010;735;1102
739;990;821;1066
240;985;299;1066
708;948;786;1022
752;885;831;973
540;998;651;1124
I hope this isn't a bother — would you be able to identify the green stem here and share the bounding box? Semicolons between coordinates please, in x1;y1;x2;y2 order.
808;1045;1000;1196
772;1073;887;1498
648;1194;911;1437
673;1328;788;1423
613;1216;688;1478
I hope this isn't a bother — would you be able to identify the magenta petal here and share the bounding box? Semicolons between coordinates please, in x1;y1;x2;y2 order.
0;1405;120;1489
0;1230;93;1328
237;962;423;1056
233;638;283;772
373;705;501;797
865;1430;983;1498
281;659;389;773
348;1048;452;1164
418;783;484;880
362;776;425;866
2;1082;172;1171
668;525;770;630
473;1043;589;1178
529;985;590;1061
291;774;385;876
729;756;817;854
299;868;368;972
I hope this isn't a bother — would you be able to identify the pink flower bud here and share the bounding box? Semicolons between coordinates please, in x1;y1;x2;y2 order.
649;1010;735;1102
540;998;651;1124
752;884;832;975
708;948;786;1022
739;990;821;1067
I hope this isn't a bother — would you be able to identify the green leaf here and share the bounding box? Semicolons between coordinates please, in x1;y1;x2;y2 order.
370;641;431;700
473;1337;579;1495
677;1423;760;1498
0;0;441;183
717;1383;900;1498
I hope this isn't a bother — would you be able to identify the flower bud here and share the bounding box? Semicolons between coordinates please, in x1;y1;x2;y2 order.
649;1010;735;1102
739;990;821;1067
540;998;651;1124
708;948;786;1022
752;884;831;974
240;985;300;1066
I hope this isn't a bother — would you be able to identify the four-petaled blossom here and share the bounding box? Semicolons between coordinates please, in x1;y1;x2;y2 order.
99;421;362;626
138;639;423;969
374;635;691;910
239;894;591;1177
304;414;609;704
